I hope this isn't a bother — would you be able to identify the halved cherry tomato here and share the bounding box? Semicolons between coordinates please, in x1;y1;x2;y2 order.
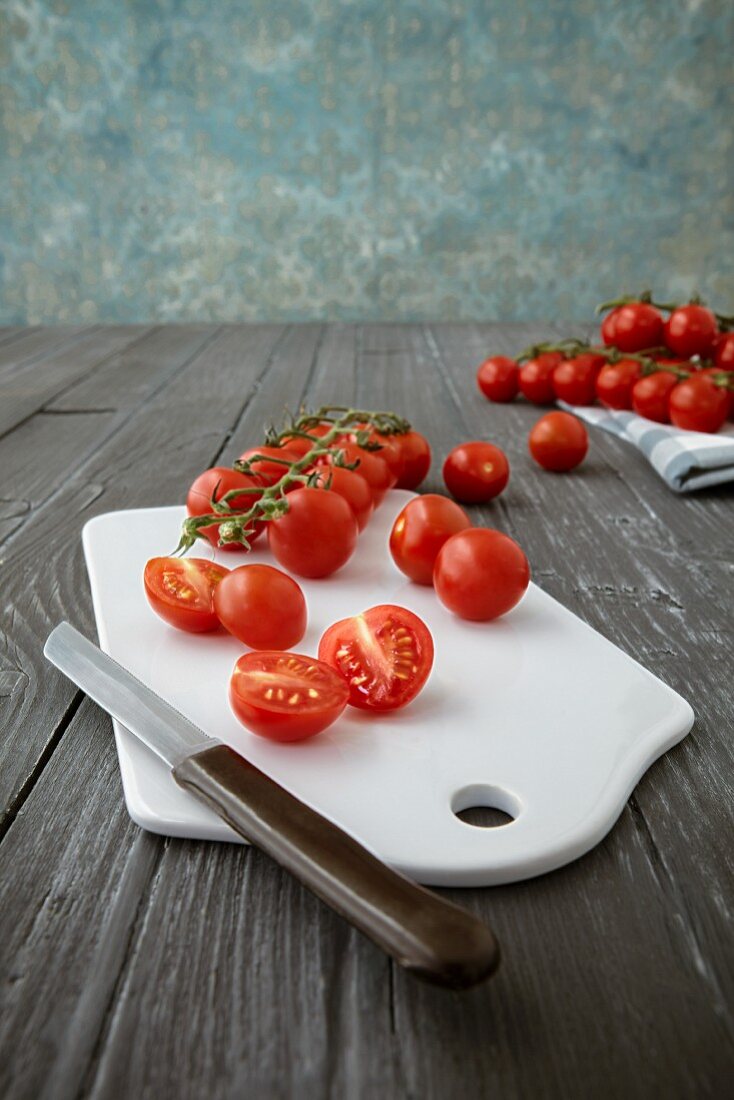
595;359;642;409
443;442;509;503
309;465;374;531
518;352;564;405
237;446;301;487
552;354;605;405
714;332;734;371
214;564;307;649
320;443;393;505
187;467;264;550
631;372;678;423
268;487;358;578
144;557;229;633
664;305;719;359
669;376;729;433
433;529;530;622
528;412;588;471
477;356;519;403
389;494;471;585
318;604;434;712
600;303;664;352
394;430;431;490
229;651;349;741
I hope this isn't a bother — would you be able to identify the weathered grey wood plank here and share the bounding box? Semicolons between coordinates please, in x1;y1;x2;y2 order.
0;327;36;349
0;326;93;381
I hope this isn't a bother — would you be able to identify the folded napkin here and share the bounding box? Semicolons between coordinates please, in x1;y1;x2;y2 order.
559;404;734;493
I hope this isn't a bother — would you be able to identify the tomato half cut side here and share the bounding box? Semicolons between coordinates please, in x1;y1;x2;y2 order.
318;604;434;712
229;652;349;741
144;557;229;633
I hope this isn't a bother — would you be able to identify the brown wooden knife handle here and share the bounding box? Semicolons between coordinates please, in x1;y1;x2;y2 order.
173;744;500;989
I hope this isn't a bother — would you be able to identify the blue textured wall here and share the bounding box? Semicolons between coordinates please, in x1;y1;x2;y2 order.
1;0;732;324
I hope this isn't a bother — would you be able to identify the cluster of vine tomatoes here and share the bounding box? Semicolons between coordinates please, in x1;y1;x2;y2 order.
477;296;734;435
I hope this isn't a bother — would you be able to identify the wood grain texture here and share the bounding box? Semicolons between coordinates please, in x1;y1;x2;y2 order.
0;326;732;1100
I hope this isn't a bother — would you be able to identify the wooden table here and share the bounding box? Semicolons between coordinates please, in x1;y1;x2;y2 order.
1;324;732;1099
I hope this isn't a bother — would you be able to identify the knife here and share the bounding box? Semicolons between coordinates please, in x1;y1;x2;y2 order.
44;622;500;989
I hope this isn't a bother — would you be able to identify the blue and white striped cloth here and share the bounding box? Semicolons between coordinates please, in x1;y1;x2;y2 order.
559;404;734;493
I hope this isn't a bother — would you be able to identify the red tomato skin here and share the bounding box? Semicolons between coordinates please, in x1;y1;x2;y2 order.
631;372;678;423
714;333;734;371
552;354;605;405
213;564;307;650
669;377;729;433
345;425;403;482
442;442;510;504
698;367;733;417
321;443;393;505
395;431;432;490
477;356;519;403
144;557;229;633
664;306;719;358
518;352;563;405
434;529;530;622
237;446;300;487
186;467;264;550
318;605;434;711
528;412;588;472
268;487;358;578
310;466;374;531
595;359;642;410
601;303;664;352
229;652;349;741
389;494;471;585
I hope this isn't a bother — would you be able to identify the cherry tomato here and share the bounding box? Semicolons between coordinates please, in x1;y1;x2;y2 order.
698;368;733;417
600;303;664;352
443;442;509;503
318;604;434;712
213;564;307;650
631;372;679;423
279;423;333;458
321;443;393;505
310;465;374;531
229;651;349;741
664;305;719;359
433;529;530;622
595;359;642;410
144;557;229;633
518;352;563;405
552;354;605;405
528;411;588;472
345;424;403;482
669;376;729;433
268;487;358;578
389;494;471;585
714;332;734;371
186;467;264;550
237;445;300;487
394;430;432;490
477;356;519;403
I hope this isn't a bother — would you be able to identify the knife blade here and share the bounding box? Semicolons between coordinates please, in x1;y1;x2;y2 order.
44;622;500;989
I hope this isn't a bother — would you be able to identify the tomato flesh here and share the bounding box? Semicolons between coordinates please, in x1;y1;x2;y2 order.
144;557;229;633
214;564;307;649
229;652;349;741
389;494;471;585
319;605;434;711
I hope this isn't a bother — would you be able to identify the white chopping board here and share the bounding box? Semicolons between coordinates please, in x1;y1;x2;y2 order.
82;493;693;886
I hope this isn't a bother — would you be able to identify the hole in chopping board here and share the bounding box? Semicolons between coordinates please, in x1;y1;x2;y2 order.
451;784;520;829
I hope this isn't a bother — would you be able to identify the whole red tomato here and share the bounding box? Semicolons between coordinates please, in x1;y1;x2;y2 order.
443;442;510;503
476;356;519;403
669;376;729;433
186;467;264;550
600;303;664;352
664;305;719;359
214;564;307;650
394;430;432;490
345;424;403;482
389;493;471;585
322;443;394;504
518;352;563;405
552;354;605;405
268;487;358;577
714;332;734;371
631;372;678;423
433;528;530;622
310;465;374;531
528;412;588;472
229;651;349;741
144;557;229;633
595;359;642;410
237;445;301;487
698;368;733;417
